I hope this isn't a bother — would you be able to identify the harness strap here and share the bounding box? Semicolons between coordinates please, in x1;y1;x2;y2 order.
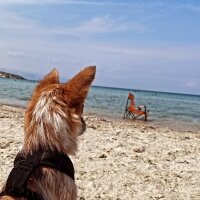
0;149;75;200
40;150;75;180
4;150;43;198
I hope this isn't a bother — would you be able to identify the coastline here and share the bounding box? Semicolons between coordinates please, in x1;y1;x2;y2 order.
0;104;200;199
1;103;199;133
0;71;26;80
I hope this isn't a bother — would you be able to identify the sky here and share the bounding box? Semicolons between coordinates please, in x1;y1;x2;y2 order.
0;0;200;95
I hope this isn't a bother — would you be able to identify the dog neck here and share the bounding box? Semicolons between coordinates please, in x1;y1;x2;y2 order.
23;93;81;155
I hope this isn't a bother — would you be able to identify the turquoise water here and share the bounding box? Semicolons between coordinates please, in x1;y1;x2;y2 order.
0;77;200;131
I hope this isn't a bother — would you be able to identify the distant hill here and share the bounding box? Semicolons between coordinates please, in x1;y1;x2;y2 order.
0;71;26;80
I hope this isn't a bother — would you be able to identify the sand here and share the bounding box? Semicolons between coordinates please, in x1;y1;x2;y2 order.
0;104;200;200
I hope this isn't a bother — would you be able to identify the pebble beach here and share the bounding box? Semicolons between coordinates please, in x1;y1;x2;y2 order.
0;104;200;200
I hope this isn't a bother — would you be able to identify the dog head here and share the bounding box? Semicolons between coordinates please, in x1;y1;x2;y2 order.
24;66;96;154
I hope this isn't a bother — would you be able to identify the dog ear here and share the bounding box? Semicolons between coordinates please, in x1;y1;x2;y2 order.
36;68;59;92
64;66;96;109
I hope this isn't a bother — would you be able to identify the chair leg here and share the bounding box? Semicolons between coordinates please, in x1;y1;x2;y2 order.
144;106;147;121
123;98;129;119
123;112;126;119
127;112;131;119
123;109;129;119
129;112;136;120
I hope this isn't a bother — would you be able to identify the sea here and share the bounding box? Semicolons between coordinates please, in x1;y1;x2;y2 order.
0;77;200;132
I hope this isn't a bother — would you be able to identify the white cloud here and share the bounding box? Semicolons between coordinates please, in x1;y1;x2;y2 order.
0;10;38;31
0;3;148;37
2;0;199;11
0;0;64;6
175;4;200;12
186;79;198;88
0;6;199;66
8;51;24;57
0;7;50;40
0;0;162;7
51;16;149;36
93;44;200;61
8;51;38;59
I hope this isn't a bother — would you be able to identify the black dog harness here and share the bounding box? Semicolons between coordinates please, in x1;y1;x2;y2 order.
0;149;74;200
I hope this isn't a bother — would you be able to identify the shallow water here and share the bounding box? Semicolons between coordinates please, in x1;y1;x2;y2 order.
0;77;200;131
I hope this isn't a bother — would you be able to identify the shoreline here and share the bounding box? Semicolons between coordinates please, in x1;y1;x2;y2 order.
1;102;199;133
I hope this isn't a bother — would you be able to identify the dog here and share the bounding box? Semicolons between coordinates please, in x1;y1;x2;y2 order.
0;66;96;200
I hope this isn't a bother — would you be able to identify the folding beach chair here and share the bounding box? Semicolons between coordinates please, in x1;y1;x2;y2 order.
123;93;149;121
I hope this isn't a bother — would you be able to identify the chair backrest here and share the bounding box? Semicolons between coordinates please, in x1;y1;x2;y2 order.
128;93;135;108
128;92;134;100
